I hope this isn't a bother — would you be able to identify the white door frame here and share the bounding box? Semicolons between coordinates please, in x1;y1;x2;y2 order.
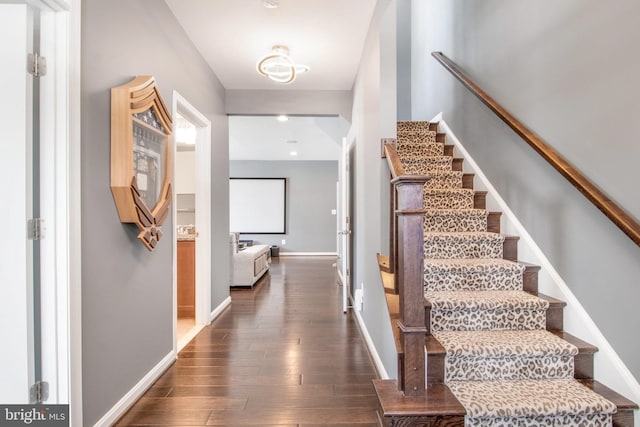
0;0;82;423
339;136;352;313
172;92;212;353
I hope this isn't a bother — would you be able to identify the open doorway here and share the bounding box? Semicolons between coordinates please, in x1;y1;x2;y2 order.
172;92;212;352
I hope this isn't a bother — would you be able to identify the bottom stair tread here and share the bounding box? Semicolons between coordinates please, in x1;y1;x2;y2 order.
447;379;617;420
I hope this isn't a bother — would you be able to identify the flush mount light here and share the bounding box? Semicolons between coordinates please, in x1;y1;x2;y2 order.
263;0;279;8
277;115;289;122
289;151;298;156
257;45;309;84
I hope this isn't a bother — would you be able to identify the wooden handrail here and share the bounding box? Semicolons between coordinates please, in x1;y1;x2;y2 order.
432;51;640;247
383;141;405;179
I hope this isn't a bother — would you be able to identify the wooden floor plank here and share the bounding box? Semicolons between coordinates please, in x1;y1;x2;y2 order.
116;257;380;426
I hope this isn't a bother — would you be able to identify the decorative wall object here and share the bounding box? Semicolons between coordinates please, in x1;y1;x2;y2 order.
111;76;173;251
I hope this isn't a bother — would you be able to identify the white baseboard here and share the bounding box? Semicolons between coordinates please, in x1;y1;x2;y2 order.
278;252;337;256
436;114;640;424
209;296;231;323
93;351;175;427
349;293;390;379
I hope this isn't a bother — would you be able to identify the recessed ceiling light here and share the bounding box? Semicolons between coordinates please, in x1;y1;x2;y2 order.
286;140;297;144
263;0;279;8
289;151;298;156
277;115;288;122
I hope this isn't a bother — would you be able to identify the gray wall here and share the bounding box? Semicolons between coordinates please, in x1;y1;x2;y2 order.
396;0;412;120
348;0;399;378
230;161;338;253
411;0;640;381
81;1;229;424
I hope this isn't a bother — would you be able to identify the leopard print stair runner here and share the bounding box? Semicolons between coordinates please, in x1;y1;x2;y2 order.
396;121;617;426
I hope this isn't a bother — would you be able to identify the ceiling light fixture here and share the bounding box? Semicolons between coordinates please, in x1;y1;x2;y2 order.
289;151;298;156
277;115;289;122
256;45;309;84
263;0;279;8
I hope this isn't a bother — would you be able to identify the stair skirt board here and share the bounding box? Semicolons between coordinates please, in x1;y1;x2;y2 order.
384;118;635;426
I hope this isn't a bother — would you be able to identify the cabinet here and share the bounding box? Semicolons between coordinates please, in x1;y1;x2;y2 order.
177;240;195;317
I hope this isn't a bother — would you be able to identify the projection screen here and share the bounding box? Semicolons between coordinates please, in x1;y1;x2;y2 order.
229;178;286;234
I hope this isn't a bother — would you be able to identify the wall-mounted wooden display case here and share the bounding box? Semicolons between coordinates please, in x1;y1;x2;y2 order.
110;76;173;251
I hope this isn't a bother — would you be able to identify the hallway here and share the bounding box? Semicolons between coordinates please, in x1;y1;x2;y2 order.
116;257;380;426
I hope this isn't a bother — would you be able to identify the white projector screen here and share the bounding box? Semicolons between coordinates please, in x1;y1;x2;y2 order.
229;178;286;234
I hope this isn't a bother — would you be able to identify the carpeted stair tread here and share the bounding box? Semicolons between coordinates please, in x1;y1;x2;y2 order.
401;156;453;174
434;330;578;358
423;171;464;189
426;290;549;310
434;330;579;381
424;258;525;292
397;120;433;132
424;188;476;209
397;141;444;157
424;209;488;233
447;379;616;423
424;232;505;259
426;290;548;331
397;130;437;144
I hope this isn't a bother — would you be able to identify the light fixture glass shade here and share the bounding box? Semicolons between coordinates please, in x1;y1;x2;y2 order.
263;0;279;8
257;45;309;84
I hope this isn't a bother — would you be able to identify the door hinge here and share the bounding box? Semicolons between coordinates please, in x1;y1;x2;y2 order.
346;267;351;276
27;53;47;77
27;218;45;240
30;381;49;403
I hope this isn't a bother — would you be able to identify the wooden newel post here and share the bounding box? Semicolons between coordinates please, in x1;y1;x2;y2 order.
393;176;428;396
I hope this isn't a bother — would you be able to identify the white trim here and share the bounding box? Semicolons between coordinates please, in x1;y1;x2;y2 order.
177;324;204;352
171;92;212;357
278;252;338;256
93;351;176;427
208;296;232;323
436;114;640;423
349;293;389;379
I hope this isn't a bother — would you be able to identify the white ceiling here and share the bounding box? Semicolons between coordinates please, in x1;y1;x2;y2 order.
165;0;377;91
229;115;348;161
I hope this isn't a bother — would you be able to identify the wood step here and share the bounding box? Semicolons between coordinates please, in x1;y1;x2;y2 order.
581;379;639;427
425;330;597;385
503;234;518;261
374;379;465;427
487;211;501;233
444;144;454;157
436;132;446;143
474;191;487;209
521;262;541;293
462;173;474;189
452;157;463;171
552;330;598;380
532;292;566;331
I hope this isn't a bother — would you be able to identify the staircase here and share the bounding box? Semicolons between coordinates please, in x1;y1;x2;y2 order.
374;121;638;426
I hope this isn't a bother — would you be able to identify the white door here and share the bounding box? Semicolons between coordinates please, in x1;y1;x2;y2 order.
339;137;352;313
0;2;70;405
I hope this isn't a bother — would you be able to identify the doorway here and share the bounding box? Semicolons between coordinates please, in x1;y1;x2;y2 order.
172;92;212;352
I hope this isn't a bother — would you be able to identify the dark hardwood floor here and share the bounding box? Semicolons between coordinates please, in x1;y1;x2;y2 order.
116;256;380;426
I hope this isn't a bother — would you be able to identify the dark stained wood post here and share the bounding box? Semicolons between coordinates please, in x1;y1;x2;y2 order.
393;176;428;396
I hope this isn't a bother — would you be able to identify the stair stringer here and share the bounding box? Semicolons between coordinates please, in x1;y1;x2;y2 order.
433;112;640;424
